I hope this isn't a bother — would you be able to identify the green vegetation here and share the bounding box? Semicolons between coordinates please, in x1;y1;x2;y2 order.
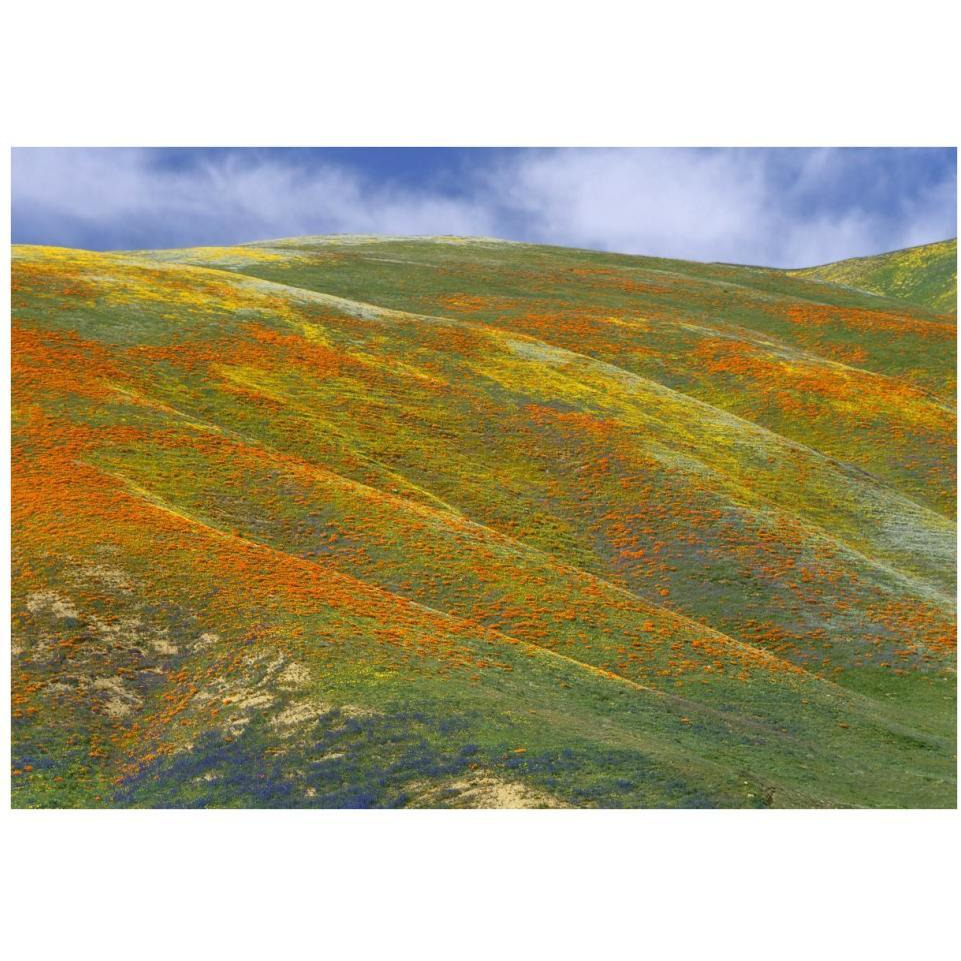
792;237;957;313
11;236;956;807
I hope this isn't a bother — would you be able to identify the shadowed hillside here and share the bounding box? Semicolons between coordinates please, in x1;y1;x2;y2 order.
11;236;956;807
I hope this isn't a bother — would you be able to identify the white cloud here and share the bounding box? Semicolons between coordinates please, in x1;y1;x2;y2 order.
488;148;955;266
12;148;499;250
11;147;956;267
488;149;770;261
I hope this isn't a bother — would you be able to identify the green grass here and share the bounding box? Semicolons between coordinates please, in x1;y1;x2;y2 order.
791;238;957;313
11;236;956;807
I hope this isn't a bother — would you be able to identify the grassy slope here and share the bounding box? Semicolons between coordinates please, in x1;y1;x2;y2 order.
11;238;956;808
791;238;957;314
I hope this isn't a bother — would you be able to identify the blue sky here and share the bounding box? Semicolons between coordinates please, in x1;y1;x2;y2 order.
11;147;957;267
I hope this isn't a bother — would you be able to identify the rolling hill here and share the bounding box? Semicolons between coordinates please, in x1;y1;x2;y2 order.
11;235;957;807
791;237;957;313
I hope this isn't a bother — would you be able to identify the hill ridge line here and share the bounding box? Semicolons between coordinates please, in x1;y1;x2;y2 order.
101;462;827;741
99;388;815;676
95;251;955;592
96;380;949;710
101;458;953;751
227;235;955;321
112;252;956;505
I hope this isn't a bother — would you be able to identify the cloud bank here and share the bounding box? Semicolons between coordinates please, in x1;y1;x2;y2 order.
11;147;957;267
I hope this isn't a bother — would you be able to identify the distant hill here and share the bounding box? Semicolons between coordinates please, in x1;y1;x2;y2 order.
790;238;957;313
11;236;956;808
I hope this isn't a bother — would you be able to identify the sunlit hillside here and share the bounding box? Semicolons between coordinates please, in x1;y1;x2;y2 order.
791;237;956;313
11;236;956;807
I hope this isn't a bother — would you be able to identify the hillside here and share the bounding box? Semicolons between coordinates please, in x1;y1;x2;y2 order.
11;236;956;808
791;238;957;313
